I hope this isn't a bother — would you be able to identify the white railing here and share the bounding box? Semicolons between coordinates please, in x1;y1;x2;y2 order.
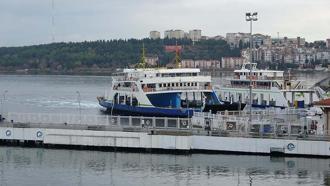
0;111;327;140
2;112;191;131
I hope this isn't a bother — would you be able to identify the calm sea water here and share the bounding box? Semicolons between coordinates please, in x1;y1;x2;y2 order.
0;73;329;186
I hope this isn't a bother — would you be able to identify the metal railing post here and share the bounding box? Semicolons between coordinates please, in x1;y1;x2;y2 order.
164;117;168;129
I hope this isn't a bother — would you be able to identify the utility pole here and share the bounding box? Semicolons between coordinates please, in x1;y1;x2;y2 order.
245;12;258;123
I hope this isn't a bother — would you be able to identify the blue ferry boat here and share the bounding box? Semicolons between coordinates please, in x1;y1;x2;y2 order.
97;67;245;117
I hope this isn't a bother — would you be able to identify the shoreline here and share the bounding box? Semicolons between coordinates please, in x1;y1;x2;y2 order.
1;68;328;76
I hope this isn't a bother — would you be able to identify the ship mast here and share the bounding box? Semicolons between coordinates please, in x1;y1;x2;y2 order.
175;41;181;68
138;43;146;68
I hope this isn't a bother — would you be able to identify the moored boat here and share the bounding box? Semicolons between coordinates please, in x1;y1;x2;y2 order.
98;67;245;117
217;62;324;108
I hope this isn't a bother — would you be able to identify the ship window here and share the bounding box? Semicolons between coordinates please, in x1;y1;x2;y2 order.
176;83;179;86
172;83;175;86
159;84;162;88
180;83;182;86
192;73;197;76
167;83;170;87
147;84;156;88
164;83;167;87
195;82;197;86
260;73;262;76
184;83;186;86
188;83;190;86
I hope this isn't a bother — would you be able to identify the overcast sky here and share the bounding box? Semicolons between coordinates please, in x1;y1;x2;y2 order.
0;0;329;47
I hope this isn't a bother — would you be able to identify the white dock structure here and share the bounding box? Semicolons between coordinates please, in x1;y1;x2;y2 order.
0;110;329;157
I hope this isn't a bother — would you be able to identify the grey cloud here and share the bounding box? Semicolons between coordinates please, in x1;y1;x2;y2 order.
0;0;329;46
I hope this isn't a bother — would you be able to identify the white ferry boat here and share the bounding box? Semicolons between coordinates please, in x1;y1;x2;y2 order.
218;63;323;108
97;67;245;117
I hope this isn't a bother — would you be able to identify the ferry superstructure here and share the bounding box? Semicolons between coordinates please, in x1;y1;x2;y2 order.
218;63;322;108
98;67;242;117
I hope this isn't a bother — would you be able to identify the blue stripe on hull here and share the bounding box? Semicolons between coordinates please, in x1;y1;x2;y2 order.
99;99;198;118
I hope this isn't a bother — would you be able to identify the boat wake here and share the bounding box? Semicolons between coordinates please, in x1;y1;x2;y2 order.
24;98;99;109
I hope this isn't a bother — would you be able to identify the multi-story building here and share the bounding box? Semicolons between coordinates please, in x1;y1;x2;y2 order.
326;39;330;48
189;29;202;42
263;48;272;62
149;31;160;39
164;30;185;39
316;51;330;62
181;59;195;68
145;56;159;67
181;59;221;69
225;33;250;48
221;57;246;69
263;36;272;48
272;37;305;48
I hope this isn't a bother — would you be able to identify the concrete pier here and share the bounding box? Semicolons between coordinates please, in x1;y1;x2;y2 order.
0;113;330;157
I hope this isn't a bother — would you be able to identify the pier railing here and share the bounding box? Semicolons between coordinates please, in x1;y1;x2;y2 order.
1;113;191;132
191;108;327;140
0;110;327;140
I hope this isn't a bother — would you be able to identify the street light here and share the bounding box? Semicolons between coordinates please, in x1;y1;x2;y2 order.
76;91;82;124
1;90;8;119
245;12;258;123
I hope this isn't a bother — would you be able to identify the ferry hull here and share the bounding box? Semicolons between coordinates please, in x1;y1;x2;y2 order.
99;99;245;117
99;99;197;118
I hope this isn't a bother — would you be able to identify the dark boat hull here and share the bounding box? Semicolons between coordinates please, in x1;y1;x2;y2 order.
99;98;198;118
203;101;246;114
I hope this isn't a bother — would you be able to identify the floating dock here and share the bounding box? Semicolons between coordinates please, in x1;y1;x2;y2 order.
0;110;329;157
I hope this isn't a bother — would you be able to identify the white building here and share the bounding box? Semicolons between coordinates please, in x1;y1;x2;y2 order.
149;31;161;39
189;29;202;42
145;56;159;67
181;59;221;69
164;30;185;39
226;33;250;48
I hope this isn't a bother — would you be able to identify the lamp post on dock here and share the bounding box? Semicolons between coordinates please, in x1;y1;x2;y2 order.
76;91;82;124
1;90;8;119
245;12;258;122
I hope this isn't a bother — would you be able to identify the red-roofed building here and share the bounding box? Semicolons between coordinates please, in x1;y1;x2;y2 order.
165;45;182;53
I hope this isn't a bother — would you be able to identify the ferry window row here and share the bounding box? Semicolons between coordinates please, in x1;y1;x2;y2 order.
156;73;198;77
159;82;198;88
239;72;262;76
